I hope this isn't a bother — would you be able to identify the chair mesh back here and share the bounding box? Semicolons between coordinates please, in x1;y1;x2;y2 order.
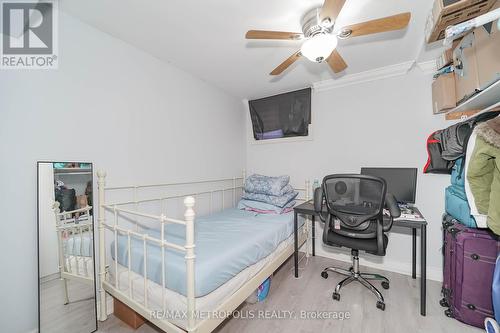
323;175;386;228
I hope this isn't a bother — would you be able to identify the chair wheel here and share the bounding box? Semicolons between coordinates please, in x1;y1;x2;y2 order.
321;271;328;279
376;301;385;311
444;309;453;318
332;292;340;301
381;281;390;290
485;317;500;333
439;298;449;307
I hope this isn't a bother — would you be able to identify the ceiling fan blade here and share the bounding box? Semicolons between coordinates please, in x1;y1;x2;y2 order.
341;12;411;38
326;49;347;73
270;51;301;75
245;30;303;40
320;0;346;22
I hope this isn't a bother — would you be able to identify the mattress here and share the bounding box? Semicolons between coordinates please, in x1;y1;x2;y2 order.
65;232;93;257
109;230;303;330
111;208;302;297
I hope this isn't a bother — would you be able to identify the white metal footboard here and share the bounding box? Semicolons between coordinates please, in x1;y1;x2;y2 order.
96;170;309;333
53;202;94;304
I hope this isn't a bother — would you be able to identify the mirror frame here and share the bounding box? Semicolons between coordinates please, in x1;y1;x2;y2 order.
37;161;98;333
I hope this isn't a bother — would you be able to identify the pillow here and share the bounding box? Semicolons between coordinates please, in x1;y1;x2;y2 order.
241;191;298;208
244;174;290;196
237;199;296;214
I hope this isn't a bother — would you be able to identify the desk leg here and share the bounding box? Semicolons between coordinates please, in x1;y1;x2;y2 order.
311;215;315;257
294;211;299;278
420;224;427;316
412;228;416;279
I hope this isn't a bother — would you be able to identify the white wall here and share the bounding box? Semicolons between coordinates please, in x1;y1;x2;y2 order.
0;12;245;333
246;69;450;281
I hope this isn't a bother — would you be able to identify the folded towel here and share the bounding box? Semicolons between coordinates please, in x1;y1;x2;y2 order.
242;191;298;208
243;207;294;215
244;174;290;196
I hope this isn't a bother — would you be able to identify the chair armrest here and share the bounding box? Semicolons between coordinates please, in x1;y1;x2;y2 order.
385;193;401;218
314;187;329;223
314;187;323;213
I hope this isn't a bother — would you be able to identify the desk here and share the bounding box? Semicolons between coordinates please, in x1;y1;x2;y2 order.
293;201;427;316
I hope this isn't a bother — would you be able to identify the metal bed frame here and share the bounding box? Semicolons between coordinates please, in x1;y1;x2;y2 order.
96;170;309;333
53;203;94;304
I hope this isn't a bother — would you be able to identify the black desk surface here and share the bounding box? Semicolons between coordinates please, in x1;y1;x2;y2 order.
294;200;427;228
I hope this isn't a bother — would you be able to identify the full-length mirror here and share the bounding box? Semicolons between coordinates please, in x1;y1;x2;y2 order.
37;162;97;333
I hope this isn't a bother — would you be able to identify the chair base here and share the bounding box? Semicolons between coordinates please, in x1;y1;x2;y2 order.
321;249;389;311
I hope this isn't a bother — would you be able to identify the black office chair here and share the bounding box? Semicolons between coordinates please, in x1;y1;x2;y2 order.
314;174;401;311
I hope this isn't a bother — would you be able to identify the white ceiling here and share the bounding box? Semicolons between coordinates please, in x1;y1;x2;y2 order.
61;0;440;99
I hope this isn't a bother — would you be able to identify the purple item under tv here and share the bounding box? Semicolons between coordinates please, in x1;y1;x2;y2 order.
441;215;500;328
256;129;284;140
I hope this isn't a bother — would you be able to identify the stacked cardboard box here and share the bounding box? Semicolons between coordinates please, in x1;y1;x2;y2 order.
453;14;500;103
433;73;457;114
431;2;500;114
426;0;496;43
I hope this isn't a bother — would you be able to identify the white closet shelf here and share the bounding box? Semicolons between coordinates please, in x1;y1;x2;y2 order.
445;80;500;120
54;168;92;176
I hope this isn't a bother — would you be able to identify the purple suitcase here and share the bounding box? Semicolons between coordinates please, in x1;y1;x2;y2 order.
441;215;500;328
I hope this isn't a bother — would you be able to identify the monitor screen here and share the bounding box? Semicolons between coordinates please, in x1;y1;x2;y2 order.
360;167;417;204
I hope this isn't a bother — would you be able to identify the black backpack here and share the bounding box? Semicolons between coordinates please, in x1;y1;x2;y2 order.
55;188;76;212
424;131;454;174
439;111;500;162
424;111;500;174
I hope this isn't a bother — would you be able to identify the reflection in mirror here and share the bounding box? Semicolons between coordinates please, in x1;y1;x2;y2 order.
38;162;97;333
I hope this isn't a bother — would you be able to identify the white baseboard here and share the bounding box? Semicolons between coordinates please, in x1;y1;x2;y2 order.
40;272;60;284
310;250;442;282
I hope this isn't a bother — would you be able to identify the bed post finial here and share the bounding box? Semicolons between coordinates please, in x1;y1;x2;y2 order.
97;170;108;321
184;196;196;331
52;201;61;216
52;201;62;227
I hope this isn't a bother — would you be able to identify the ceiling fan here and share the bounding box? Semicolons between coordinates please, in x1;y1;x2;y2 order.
245;0;411;75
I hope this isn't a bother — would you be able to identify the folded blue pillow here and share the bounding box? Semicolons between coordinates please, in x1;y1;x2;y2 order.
244;174;290;196
237;199;296;214
242;191;298;208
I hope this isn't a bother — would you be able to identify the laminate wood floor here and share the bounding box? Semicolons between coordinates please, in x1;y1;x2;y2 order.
40;277;98;333
97;255;483;333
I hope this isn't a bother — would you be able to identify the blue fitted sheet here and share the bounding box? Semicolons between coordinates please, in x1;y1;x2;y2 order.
111;208;301;297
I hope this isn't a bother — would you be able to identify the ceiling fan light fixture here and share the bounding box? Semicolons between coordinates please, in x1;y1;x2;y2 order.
320;17;333;28
300;33;337;63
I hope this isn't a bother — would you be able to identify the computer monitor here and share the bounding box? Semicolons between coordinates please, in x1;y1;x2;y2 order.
360;167;418;204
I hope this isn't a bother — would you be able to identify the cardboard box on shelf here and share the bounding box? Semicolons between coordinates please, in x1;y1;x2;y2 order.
437;49;454;69
432;73;457;114
453;17;500;104
437;39;462;69
474;15;500;90
426;0;497;43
